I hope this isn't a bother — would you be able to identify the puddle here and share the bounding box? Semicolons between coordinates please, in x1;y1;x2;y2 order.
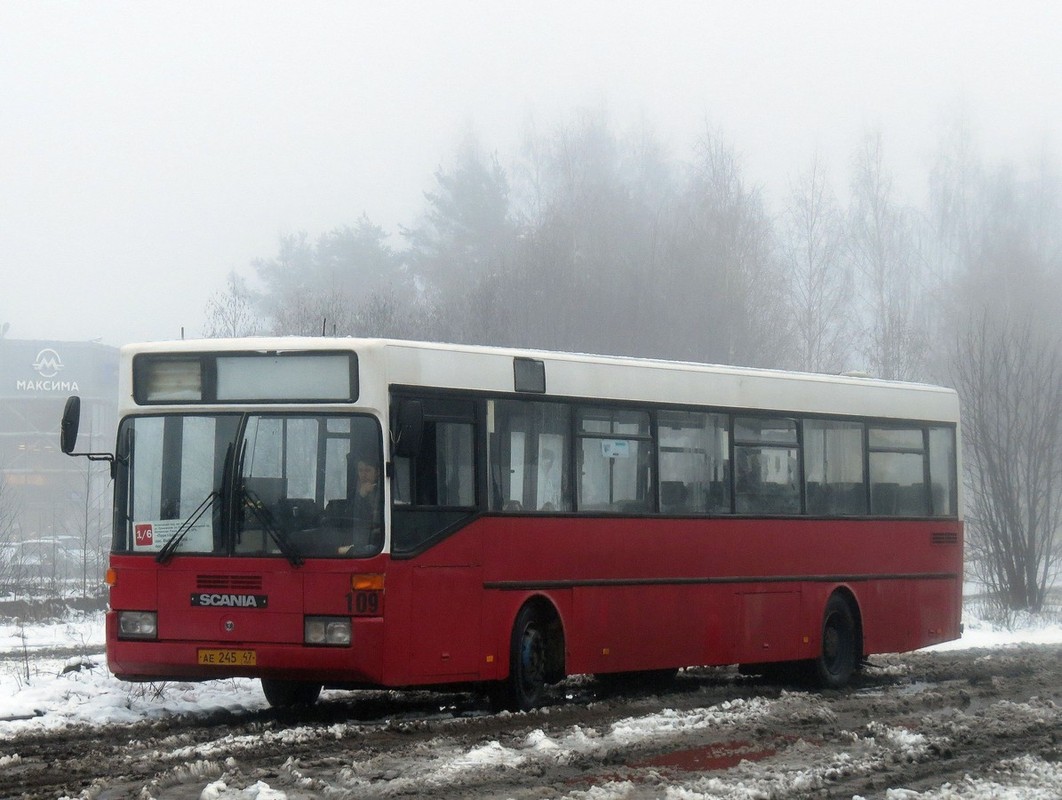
631;739;780;772
569;735;798;788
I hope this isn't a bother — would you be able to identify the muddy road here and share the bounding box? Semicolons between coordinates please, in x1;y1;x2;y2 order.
2;644;1060;799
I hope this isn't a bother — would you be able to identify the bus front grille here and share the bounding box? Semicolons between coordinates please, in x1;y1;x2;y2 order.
197;574;264;590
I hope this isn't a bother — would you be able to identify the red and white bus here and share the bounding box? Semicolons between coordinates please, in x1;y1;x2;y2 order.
61;338;962;709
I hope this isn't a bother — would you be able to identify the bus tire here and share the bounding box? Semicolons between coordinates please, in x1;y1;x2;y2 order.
491;604;549;712
261;678;322;708
812;594;857;689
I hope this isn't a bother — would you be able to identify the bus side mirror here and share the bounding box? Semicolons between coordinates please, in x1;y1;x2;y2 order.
393;399;424;458
60;395;117;469
61;395;81;455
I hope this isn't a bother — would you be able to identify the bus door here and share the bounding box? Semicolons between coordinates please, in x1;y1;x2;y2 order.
390;395;484;679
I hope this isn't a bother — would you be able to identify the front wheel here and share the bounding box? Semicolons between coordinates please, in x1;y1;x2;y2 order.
490;605;548;712
261;678;322;708
812;595;857;689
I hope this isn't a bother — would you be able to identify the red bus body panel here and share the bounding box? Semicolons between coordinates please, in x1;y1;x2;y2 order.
107;516;962;687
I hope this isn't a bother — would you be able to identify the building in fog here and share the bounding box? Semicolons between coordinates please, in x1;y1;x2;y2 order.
0;338;118;583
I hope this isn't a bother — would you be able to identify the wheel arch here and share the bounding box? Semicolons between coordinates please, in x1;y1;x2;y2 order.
510;593;567;684
825;585;865;661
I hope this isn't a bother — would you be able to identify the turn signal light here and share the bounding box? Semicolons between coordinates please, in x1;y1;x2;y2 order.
105;568;117;586
352;573;384;591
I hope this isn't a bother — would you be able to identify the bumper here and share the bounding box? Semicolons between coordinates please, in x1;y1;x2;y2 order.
106;616;385;684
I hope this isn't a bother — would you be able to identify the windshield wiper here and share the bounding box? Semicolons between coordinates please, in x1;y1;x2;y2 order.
156;491;219;564
241;487;304;567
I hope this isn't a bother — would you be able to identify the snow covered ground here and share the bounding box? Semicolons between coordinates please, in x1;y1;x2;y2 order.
0;607;1060;799
3;606;1060;734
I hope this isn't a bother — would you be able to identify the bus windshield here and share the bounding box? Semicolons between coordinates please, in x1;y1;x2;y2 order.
114;413;383;559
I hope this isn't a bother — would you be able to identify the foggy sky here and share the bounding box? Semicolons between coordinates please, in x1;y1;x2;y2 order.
2;1;1060;347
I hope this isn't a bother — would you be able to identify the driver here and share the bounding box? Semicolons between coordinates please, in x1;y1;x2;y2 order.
338;453;381;554
350;457;381;524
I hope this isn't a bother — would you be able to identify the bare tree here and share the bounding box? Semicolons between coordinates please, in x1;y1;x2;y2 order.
507;108;625;353
954;314;1062;611
940;147;1062;612
782;155;851;373
271;286;357;337
404;132;515;343
255;219;404;338
354;288;422;339
670;129;790;367
848;131;927;380
928;111;983;286
0;475;22;592
527;109;676;357
69;461;111;599
203;270;260;338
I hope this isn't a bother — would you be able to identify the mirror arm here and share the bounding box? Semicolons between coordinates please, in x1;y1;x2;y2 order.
66;450;116;464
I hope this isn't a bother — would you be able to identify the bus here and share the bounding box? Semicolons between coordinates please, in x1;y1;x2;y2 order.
60;338;963;710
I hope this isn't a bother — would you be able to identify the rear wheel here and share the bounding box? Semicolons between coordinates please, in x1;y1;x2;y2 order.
261;678;322;708
491;605;548;712
812;594;857;689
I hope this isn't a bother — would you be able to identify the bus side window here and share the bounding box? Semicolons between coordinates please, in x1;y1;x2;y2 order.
402;420;475;506
658;410;730;514
428;422;475;506
390;397;478;555
390;398;477;509
803;420;866;516
488;399;571;512
734;416;799;515
392;456;413;505
576;407;653;513
928;426;956;516
869;427;929;516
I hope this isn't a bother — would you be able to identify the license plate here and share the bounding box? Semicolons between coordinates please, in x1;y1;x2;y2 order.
197;648;257;666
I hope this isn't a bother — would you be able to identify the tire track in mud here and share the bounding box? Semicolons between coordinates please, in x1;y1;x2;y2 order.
1;644;1059;799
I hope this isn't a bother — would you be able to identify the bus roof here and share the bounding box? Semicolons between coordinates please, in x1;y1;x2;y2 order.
120;337;960;423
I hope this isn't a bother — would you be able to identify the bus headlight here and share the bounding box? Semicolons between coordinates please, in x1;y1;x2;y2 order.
117;611;158;640
304;616;351;646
